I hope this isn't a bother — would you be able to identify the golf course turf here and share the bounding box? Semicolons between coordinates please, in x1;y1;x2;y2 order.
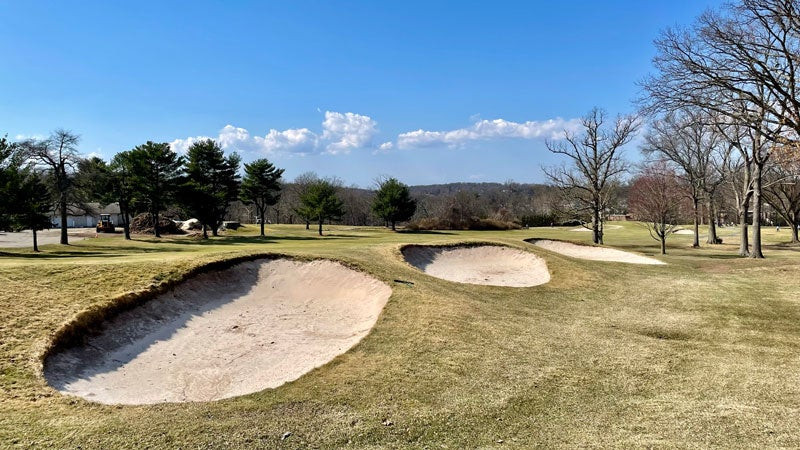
2;222;800;447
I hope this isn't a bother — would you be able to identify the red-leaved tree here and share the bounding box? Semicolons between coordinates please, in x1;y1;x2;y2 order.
629;163;685;255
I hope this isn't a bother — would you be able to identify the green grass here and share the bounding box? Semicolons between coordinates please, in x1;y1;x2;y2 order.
2;222;800;448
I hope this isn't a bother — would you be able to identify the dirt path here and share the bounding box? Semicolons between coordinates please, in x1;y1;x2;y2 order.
0;228;96;248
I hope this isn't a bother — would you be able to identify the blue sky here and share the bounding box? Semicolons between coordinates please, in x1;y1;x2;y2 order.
0;1;722;187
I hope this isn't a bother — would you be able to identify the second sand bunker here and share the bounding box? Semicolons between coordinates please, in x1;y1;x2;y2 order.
401;245;550;287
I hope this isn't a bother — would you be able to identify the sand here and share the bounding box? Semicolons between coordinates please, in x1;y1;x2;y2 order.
44;259;391;405
528;239;665;265
569;225;623;232
673;229;695;235
401;245;550;287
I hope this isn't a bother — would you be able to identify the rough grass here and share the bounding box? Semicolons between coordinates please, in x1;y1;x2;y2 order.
2;222;800;448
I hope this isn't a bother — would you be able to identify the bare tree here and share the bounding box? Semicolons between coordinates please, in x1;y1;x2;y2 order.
544;108;639;244
642;110;729;246
764;147;800;242
641;0;800;258
642;0;800;141
720;135;754;255
22;129;83;245
629;163;685;254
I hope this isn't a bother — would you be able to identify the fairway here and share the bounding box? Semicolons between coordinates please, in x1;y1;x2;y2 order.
2;222;800;447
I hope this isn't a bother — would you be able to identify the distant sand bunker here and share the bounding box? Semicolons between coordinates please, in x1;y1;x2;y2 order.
528;239;665;265
402;245;550;287
673;229;695;235
570;225;622;232
44;259;391;405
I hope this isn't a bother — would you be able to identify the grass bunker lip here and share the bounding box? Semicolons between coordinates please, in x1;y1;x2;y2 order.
525;238;666;265
400;243;550;287
43;256;392;405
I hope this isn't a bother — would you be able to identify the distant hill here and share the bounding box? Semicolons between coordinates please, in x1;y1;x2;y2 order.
409;182;550;196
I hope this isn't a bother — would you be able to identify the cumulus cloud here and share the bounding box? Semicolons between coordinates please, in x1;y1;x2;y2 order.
13;133;45;141
321;111;378;154
259;128;318;154
169;111;378;156
169;135;213;154
396;117;580;150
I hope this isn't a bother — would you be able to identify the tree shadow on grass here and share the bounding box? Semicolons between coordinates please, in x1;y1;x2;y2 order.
701;253;750;260
396;230;457;235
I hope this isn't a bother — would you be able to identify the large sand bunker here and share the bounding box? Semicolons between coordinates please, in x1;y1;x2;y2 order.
527;239;665;265
401;245;550;287
44;259;391;405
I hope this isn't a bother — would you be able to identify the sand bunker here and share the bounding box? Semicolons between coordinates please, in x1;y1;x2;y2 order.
673;229;695;235
569;225;622;232
401;245;550;287
528;239;665;265
44;259;391;405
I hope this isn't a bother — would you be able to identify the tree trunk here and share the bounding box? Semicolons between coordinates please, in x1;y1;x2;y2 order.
391;220;396;231
592;205;602;245
750;163;764;259
33;228;39;252
211;224;218;237
706;198;718;244
153;210;161;238
692;197;700;248
660;236;666;255
121;206;131;240
738;207;749;257
202;223;208;239
123;215;130;240
305;220;310;230
318;219;323;236
59;195;69;245
260;209;266;237
792;220;799;243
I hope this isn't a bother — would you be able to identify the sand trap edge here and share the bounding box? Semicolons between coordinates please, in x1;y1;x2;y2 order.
37;253;383;383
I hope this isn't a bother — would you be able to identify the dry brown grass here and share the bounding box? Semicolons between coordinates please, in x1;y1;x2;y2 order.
1;223;800;447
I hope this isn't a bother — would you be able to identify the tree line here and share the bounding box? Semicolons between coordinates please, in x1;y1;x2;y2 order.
0;131;419;250
543;0;800;258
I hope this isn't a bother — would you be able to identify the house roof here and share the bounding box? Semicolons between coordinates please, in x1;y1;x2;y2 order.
53;202;121;216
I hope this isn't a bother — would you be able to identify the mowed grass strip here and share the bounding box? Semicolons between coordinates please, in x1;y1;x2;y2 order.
1;222;800;448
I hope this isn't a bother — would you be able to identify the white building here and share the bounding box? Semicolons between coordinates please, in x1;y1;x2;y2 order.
50;203;123;228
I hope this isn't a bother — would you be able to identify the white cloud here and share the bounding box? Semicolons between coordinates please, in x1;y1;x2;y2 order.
169;111;378;156
13;133;45;141
371;141;395;155
259;128;318;154
396;117;580;150
321;111;378;154
169;135;212;154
